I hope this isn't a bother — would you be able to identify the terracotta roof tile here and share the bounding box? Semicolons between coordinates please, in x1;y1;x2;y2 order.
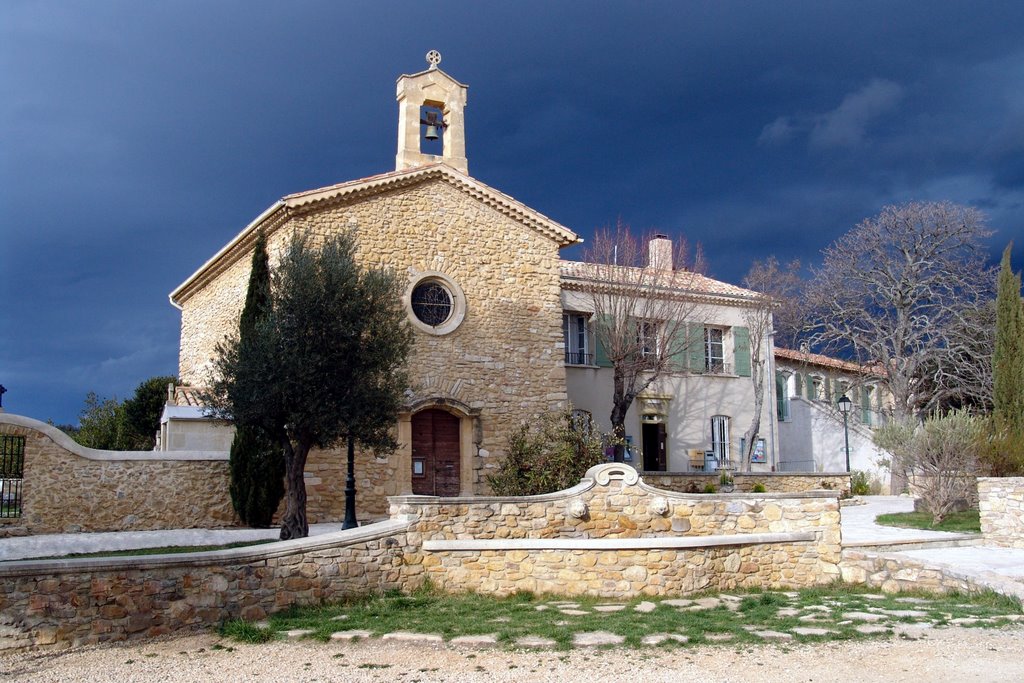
559;260;763;301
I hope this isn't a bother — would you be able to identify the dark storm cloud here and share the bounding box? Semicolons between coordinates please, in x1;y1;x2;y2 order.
2;0;1023;422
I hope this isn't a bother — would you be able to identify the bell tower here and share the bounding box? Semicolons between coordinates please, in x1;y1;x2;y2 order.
396;50;469;175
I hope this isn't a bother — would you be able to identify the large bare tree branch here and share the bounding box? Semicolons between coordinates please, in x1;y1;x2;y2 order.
806;201;994;423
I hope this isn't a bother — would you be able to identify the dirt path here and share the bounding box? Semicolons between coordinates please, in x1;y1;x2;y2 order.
3;626;1023;682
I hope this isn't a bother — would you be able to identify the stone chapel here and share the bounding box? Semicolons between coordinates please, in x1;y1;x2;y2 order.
168;53;580;518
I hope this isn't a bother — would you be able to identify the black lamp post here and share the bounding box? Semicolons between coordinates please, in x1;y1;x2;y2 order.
837;394;852;473
342;433;358;530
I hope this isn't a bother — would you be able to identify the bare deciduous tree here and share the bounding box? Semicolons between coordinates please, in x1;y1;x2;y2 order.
740;257;803;471
566;224;706;461
807;201;994;423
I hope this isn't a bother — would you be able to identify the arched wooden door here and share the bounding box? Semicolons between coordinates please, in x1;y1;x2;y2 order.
411;409;461;496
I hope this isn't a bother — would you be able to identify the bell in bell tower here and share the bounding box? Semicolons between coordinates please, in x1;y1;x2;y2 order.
395;50;469;175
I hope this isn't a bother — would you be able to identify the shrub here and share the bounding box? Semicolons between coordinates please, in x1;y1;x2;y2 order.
487;407;606;496
702;483;717;494
875;410;983;524
751;482;767;493
850;470;872;496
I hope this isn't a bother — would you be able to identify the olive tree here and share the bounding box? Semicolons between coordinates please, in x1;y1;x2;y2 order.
207;231;412;539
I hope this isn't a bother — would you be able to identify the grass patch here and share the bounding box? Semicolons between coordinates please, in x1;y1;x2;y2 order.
875;509;981;533
226;582;1021;650
19;539;277;561
220;619;275;643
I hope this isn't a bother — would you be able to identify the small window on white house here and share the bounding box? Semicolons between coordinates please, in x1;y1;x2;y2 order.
776;372;791;421
810;376;823;401
710;415;730;469
562;313;591;365
637;320;660;360
704;328;725;373
861;385;874;426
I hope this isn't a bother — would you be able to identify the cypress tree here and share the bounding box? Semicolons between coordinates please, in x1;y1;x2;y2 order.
228;231;285;527
991;242;1024;474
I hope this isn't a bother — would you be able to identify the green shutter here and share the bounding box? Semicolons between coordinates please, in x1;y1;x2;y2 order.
733;326;751;377
861;387;872;425
795;373;803;397
824;376;832;402
593;314;613;367
687;323;705;372
669;325;688;371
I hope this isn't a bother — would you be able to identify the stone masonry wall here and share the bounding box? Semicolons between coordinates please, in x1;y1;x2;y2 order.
0;416;235;537
978;477;1024;549
0;464;843;649
0;521;417;650
840;549;999;596
642;472;851;495
176;178;569;496
391;463;843;597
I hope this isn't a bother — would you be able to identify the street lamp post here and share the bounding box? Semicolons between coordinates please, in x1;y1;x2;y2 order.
342;433;358;529
837;394;852;473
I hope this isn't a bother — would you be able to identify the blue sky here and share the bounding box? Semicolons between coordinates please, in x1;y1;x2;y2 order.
3;1;1023;424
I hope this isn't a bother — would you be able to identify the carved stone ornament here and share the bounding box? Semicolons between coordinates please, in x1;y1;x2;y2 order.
584;462;640;486
649;496;670;517
567;499;588;519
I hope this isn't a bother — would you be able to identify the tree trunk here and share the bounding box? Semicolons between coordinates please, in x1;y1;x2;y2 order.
610;367;629;462
279;439;310;540
742;359;765;473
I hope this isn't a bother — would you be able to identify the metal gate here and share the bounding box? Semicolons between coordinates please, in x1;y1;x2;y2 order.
1;435;25;518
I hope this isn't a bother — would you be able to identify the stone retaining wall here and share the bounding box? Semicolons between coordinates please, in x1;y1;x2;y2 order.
642;472;851;495
839;548;1024;601
0;520;417;650
391;463;843;597
979;477;1024;549
0;464;844;649
0;414;235;536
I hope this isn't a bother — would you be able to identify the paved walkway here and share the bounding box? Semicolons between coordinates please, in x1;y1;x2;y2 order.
840;495;977;546
0;523;353;562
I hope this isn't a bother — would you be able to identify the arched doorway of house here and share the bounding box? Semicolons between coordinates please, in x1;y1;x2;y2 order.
411;408;461;496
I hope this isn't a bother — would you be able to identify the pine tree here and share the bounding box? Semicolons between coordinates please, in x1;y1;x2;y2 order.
990;242;1024;475
228;231;285;527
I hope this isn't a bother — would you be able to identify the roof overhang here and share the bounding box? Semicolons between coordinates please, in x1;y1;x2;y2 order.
169;164;580;308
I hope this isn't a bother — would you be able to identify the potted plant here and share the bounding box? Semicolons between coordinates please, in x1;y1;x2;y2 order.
719;470;735;493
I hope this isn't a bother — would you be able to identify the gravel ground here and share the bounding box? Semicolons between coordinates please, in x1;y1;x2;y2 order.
3;626;1023;682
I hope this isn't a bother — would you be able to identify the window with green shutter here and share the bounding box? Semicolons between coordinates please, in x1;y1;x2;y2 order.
732;327;751;377
687;323;705;372
775;371;790;421
861;385;873;425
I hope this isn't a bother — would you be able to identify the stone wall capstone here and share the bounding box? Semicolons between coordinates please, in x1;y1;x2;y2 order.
641;472;851;495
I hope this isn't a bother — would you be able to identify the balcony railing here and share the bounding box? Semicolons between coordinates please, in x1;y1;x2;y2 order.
703;361;732;375
564;351;594;366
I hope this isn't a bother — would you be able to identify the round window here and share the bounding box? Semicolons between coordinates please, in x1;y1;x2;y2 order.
411;281;453;326
404;272;466;336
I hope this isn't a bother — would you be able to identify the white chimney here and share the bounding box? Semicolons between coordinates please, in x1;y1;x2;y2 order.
648;234;673;271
